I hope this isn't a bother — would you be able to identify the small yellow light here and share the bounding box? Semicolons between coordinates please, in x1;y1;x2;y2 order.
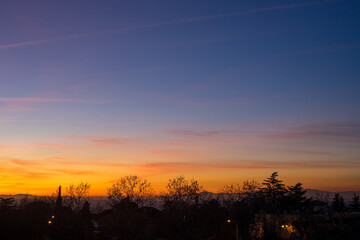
48;220;52;224
51;215;55;219
281;225;284;228
227;219;231;223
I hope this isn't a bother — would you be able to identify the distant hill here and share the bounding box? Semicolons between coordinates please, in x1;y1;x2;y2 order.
1;189;359;207
0;194;38;199
305;189;360;203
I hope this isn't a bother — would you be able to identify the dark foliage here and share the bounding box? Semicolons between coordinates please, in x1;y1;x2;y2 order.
0;173;359;240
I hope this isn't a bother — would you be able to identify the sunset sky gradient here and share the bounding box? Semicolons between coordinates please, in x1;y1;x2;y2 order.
1;0;360;195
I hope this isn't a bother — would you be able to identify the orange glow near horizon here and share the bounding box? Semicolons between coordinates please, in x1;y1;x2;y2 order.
1;0;360;198
1;125;360;195
1;154;359;196
1;107;360;196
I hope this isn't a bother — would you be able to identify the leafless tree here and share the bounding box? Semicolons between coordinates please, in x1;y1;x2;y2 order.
220;180;260;207
45;182;92;212
63;182;91;212
242;179;260;192
220;183;242;206
163;175;204;207
107;175;154;207
17;194;33;210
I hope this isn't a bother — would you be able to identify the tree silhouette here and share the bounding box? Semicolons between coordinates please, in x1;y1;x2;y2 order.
0;172;359;239
261;172;287;213
0;197;15;209
107;175;154;207
332;193;345;212
163;175;204;209
64;182;91;213
220;183;242;207
242;179;261;193
220;180;260;208
56;185;63;208
285;183;308;213
350;194;359;212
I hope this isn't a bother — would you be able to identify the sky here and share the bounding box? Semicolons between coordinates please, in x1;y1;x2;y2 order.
0;0;360;195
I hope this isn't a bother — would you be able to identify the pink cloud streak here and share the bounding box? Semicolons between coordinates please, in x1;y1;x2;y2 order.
168;123;360;143
0;102;35;112
52;159;359;173
63;135;130;146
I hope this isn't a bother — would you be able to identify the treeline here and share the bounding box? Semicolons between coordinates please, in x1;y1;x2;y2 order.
0;172;359;240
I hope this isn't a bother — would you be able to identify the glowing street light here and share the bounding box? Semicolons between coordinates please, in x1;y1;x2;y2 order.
226;219;238;240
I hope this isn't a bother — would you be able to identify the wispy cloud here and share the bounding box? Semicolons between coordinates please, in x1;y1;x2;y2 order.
52;158;359;174
0;136;130;153
55;160;128;168
67;80;100;92
168;129;238;138
0;98;115;112
0;97;112;103
0;1;331;50
63;135;130;146
0;117;14;122
151;149;201;158
72;63;203;80
0;35;83;50
5;158;96;177
53;169;96;175
10;159;40;166
267;123;360;142
30;143;82;150
0;165;55;180
136;159;360;175
0;102;35;112
168;122;360;143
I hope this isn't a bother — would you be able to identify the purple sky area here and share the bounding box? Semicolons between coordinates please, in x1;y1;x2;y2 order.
0;0;359;194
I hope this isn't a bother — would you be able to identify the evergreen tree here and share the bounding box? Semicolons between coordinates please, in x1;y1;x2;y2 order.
261;172;287;213
285;183;308;213
332;193;345;212
350;194;359;212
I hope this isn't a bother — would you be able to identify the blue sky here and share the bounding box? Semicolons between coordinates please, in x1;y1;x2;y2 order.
0;0;360;194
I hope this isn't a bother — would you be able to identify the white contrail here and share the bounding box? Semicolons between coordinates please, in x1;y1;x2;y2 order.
0;1;333;50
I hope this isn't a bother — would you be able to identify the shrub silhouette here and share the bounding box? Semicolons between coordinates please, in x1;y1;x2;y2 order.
1;172;360;240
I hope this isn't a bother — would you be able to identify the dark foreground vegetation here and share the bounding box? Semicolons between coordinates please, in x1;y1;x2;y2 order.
0;172;359;240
